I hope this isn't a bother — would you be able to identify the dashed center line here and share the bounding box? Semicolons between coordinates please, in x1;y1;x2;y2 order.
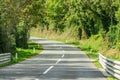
43;47;65;75
56;59;61;64
62;54;64;58
43;66;54;74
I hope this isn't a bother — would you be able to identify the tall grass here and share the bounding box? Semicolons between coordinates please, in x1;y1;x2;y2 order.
30;27;79;43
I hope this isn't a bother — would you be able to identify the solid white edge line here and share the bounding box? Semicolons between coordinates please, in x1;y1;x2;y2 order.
43;66;54;74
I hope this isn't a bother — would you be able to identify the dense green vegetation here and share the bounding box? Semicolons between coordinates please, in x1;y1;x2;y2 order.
1;0;120;59
0;0;120;66
0;0;44;53
0;0;120;79
30;0;120;60
0;0;44;65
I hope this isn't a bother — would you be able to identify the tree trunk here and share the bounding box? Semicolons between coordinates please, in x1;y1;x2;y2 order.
0;26;11;53
0;26;2;53
78;28;82;39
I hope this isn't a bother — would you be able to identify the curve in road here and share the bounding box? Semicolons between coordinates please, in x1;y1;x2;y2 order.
0;37;106;80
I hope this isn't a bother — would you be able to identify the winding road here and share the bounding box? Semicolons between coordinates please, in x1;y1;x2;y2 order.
0;37;106;80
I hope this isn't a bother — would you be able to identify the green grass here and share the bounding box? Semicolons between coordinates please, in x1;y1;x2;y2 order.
84;50;102;68
107;76;118;80
0;41;43;67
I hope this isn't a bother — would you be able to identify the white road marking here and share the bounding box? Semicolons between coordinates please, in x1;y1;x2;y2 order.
56;59;61;64
43;46;65;75
62;54;64;58
43;66;54;74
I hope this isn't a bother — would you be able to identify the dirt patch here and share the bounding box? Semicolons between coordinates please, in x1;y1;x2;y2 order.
104;49;120;60
105;49;119;56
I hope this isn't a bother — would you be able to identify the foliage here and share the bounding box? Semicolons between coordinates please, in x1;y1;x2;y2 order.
0;0;45;53
29;1;120;79
0;0;120;71
13;41;43;62
29;0;120;53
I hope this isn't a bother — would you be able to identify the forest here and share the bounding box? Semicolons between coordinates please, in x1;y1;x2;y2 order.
0;0;120;60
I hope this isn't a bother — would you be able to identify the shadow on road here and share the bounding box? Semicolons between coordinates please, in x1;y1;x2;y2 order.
0;38;106;80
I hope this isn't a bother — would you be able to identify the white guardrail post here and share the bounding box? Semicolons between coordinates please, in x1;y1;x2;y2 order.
99;53;120;79
0;53;11;64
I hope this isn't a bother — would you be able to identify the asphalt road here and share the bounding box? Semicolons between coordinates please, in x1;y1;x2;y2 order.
0;37;107;80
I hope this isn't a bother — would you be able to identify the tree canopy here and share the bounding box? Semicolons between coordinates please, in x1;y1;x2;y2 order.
0;0;120;54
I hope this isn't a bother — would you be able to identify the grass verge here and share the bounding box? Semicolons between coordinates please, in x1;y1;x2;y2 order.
0;41;43;67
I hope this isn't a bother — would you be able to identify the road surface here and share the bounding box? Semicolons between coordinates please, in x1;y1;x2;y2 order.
0;37;106;80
